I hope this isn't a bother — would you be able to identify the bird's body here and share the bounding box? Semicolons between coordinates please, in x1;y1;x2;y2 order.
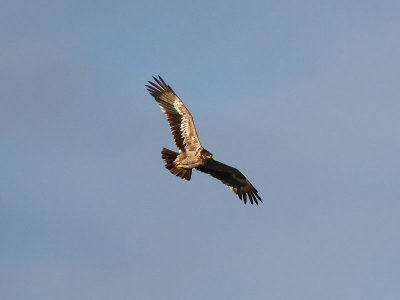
176;149;209;168
146;76;262;205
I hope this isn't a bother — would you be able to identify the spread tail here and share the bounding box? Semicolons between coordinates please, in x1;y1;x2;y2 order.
161;148;192;181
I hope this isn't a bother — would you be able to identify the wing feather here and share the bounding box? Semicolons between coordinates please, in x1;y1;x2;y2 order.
146;76;202;151
196;159;262;205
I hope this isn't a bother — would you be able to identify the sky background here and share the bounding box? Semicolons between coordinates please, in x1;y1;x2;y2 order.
1;1;399;299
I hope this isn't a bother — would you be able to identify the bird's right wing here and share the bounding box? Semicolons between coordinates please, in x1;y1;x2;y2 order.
196;159;262;205
146;76;202;152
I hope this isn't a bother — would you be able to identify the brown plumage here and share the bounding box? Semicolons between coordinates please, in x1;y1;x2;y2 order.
146;76;262;205
146;76;201;152
161;148;192;181
196;160;262;205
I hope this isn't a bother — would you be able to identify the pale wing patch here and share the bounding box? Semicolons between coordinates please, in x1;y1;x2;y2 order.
173;98;201;151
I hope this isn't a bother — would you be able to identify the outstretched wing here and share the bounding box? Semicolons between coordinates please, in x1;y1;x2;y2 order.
196;159;262;205
146;76;202;152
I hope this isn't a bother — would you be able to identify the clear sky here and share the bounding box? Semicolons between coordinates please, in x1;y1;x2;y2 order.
1;1;399;299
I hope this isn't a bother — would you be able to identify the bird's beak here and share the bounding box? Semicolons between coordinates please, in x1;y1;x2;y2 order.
206;154;212;159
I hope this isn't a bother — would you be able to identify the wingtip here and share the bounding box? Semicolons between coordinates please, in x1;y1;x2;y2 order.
237;184;262;205
158;75;165;83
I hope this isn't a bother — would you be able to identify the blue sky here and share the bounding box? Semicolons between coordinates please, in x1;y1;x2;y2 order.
1;1;399;299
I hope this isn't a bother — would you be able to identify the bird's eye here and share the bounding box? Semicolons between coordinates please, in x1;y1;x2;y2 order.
207;154;212;158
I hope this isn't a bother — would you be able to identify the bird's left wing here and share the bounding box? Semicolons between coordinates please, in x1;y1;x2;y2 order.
146;76;202;152
196;159;262;205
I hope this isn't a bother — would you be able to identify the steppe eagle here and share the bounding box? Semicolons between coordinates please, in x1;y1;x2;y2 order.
146;76;262;205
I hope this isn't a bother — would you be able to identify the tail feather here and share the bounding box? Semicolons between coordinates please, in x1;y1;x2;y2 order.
161;148;192;181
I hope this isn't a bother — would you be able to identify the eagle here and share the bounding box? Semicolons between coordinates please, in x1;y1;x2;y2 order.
146;76;262;205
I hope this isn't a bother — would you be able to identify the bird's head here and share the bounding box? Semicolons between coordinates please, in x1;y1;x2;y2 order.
201;149;213;160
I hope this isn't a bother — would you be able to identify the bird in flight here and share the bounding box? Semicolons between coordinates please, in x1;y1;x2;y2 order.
146;76;262;205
